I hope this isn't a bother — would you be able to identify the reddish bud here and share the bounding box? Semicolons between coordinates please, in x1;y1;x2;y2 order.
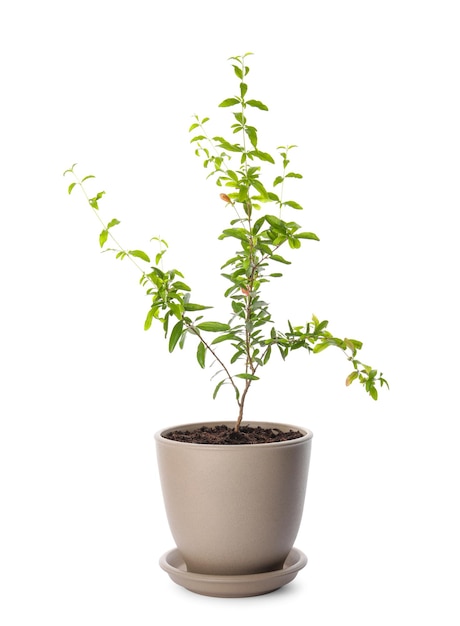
220;193;231;203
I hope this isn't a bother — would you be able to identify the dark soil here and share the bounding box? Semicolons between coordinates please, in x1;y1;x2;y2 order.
162;424;304;445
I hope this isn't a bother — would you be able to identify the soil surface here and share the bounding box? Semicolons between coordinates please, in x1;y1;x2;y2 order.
162;424;304;445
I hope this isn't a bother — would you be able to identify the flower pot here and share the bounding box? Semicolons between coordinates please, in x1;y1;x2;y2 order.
155;420;312;594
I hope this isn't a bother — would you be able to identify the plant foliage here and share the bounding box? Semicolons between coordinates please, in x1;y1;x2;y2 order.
64;53;388;430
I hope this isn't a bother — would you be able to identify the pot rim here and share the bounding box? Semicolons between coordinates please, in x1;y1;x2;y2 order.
154;420;313;448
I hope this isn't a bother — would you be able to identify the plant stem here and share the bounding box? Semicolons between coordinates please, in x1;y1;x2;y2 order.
185;322;241;403
75;175;147;277
233;56;260;430
69;169;246;423
236;380;251;431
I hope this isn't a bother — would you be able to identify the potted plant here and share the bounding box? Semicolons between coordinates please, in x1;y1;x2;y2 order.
64;53;388;597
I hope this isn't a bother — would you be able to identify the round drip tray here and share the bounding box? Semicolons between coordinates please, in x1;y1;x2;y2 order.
159;547;307;597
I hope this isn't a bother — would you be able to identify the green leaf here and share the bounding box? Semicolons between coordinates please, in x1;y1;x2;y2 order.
253;150;275;164
285;172;303;179
107;218;120;229
184;303;212;311
251;179;268;199
129;249;150;263
169;320;183;352
226;169;239;182
218;228;248;242
315;319;329;332
221;255;239;269
283;200;303;210
213;379;227;399
224;284;239;298
296;232;320;241
151;266;166;279
346;371;359;386
219;98;240;108
288;237;302;249
231;301;244;314
211;333;238;345
99;229;108;248
162;312;170;337
197;322;231;332
313;342;330;353
369;386;378;400
261;346;271;365
67;182;76;194
246;99;269;111
151;236;169;248
380;376;390;390
63;163;77;176
179;328;187;349
246;126;257;148
235;373;260;381
144;308;155;331
89;191;105;210
230;350;244;364
196;342;206;368
266;215;286;231
213;137;243;152
344;339;357;353
271;254;291;264
233;65;243;79
348;338;363;350
252;216;266;234
189;122;199;132
172;281;191;291
240;82;248;98
81;175;95;183
168;302;183;320
155;250;165;265
273;176;284;187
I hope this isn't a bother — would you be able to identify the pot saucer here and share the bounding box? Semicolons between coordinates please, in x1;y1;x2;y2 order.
159;547;307;597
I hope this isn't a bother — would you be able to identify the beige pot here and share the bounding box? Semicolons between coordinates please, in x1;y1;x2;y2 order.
155;421;313;577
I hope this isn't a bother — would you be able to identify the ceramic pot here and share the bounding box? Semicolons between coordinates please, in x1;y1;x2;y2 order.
155;420;313;577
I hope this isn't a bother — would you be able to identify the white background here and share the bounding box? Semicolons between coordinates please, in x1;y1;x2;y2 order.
1;0;459;623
